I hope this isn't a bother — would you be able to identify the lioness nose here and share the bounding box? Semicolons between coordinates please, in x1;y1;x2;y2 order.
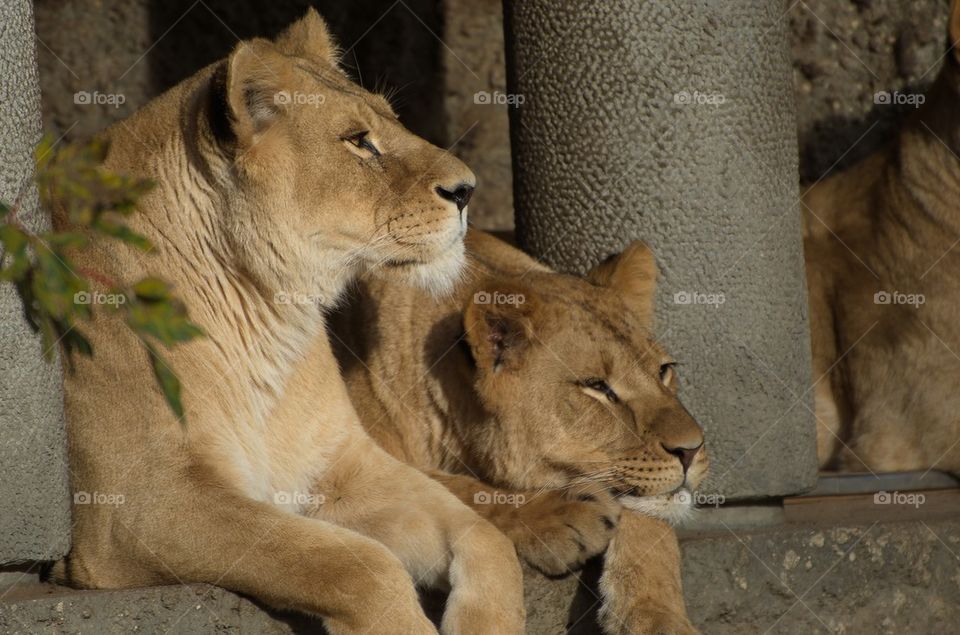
663;443;701;473
436;183;474;212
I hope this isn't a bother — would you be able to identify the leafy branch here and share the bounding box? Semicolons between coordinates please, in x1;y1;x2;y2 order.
0;137;203;420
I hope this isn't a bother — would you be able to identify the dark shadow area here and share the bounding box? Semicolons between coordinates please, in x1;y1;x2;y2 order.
147;0;446;144
798;83;933;184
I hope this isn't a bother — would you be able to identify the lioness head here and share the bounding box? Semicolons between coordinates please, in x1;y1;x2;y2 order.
462;243;708;523
206;9;474;301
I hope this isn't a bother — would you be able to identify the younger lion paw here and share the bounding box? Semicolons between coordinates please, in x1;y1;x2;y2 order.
499;488;621;577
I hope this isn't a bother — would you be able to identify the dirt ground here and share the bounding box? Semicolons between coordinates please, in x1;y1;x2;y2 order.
34;0;953;229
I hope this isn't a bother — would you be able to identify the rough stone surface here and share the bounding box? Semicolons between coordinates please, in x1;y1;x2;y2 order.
3;516;957;633
682;517;960;633
790;0;951;183
503;0;816;500
0;0;71;564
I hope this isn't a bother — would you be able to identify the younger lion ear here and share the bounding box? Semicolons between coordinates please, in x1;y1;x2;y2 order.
225;40;290;144
274;8;340;66
463;281;537;374
586;241;658;327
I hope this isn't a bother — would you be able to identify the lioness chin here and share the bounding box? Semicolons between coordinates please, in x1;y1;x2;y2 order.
330;229;708;634
51;10;526;635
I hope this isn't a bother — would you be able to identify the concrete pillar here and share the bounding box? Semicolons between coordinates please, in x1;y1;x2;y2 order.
503;1;816;498
0;0;71;563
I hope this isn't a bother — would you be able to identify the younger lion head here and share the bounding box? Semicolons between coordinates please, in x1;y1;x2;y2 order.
203;9;474;302
461;243;708;523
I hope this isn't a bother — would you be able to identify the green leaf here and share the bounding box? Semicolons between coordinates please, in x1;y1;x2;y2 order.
38;315;58;362
132;277;170;302
145;343;185;421
0;224;31;281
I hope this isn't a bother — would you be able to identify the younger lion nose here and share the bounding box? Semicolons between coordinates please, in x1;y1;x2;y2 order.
663;443;701;473
436;183;475;212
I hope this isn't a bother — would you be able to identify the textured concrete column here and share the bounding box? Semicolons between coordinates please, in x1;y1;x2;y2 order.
0;0;71;562
504;1;816;498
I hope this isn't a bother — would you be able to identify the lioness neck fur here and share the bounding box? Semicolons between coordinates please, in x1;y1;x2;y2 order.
51;10;525;634
330;229;707;634
806;2;960;472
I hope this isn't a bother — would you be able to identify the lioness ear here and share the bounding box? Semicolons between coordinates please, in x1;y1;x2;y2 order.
225;40;290;144
274;8;339;67
463;281;537;373
586;241;658;327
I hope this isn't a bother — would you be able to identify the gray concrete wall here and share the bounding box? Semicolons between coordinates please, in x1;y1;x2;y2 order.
503;0;817;500
0;0;71;564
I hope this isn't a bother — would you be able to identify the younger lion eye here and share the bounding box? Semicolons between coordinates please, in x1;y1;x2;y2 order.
581;378;619;403
345;131;381;157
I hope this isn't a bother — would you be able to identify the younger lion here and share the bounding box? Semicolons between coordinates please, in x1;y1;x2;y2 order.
805;0;960;473
52;11;525;634
330;230;708;633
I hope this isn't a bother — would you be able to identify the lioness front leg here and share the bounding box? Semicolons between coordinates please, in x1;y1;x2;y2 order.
311;436;525;635
599;512;697;635
428;470;620;577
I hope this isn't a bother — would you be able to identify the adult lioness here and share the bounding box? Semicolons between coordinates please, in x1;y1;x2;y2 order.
330;230;708;634
805;0;960;472
51;10;526;634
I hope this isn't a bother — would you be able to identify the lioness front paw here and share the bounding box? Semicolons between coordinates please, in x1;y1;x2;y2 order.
504;488;621;577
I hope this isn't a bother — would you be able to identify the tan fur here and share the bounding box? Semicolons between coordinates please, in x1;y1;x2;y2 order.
805;1;960;473
51;11;526;634
330;229;706;633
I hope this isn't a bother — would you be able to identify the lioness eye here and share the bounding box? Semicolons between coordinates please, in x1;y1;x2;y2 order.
345;131;381;157
660;363;676;385
581;378;619;403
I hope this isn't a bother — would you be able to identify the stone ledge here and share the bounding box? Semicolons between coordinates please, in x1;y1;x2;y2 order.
2;512;958;634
